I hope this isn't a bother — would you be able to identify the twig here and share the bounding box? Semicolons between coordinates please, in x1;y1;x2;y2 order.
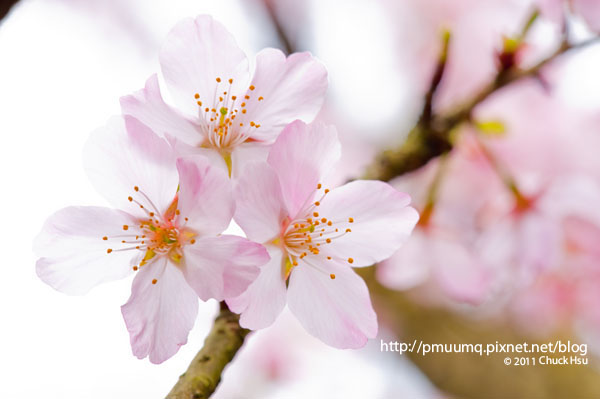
262;0;295;55
364;36;600;182
419;30;451;125
165;303;250;399
1;0;20;22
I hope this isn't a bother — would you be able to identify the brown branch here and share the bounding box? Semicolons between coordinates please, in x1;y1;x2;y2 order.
364;35;600;182
166;303;250;399
1;0;20;21
262;0;295;55
419;30;451;125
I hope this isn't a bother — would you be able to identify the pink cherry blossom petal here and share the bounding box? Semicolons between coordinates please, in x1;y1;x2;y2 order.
120;74;202;146
34;206;137;295
234;161;288;243
83;116;179;217
432;239;491;305
166;136;229;174
377;233;430;290
159;15;250;116
316;180;419;266
227;245;287;329
230;143;271;179
267;120;341;217
121;257;198;364
287;259;377;349
182;235;268;301
237;48;328;142
176;157;234;236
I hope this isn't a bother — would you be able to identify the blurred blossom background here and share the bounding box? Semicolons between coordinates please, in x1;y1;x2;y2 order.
2;0;600;397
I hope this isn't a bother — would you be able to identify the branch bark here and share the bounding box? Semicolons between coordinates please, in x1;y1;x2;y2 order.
166;303;250;399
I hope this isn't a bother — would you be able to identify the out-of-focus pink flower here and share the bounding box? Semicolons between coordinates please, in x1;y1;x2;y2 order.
121;15;328;176
228;120;419;348
34;116;269;363
572;0;600;32
378;138;499;306
382;0;538;111
379;229;491;306
538;0;600;33
487;176;600;334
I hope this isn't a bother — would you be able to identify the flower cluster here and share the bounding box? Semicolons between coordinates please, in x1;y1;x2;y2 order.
34;15;418;363
378;85;600;340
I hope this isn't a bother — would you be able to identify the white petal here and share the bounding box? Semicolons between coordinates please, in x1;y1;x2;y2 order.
159;15;250;116
234;161;287;243
120;74;203;146
83;116;179;217
122;257;199;364
287;259;377;348
317;180;419;266
227;245;287;329
238;48;328;142
34;206;137;295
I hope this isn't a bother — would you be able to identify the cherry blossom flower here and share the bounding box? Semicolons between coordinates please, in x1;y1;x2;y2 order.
475;176;600;337
34;116;269;363
121;15;328;176
227;120;419;348
377;142;497;306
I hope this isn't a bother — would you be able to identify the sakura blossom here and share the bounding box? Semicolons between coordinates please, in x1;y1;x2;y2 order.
121;15;328;176
377;139;498;306
228;120;419;348
34;116;269;364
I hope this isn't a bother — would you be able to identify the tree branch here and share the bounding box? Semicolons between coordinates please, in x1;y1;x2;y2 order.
363;35;600;182
262;0;295;55
419;30;451;126
1;0;20;22
166;303;250;399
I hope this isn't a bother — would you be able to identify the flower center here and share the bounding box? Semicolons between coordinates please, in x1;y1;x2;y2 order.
280;183;355;280
102;186;196;284
194;77;264;151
